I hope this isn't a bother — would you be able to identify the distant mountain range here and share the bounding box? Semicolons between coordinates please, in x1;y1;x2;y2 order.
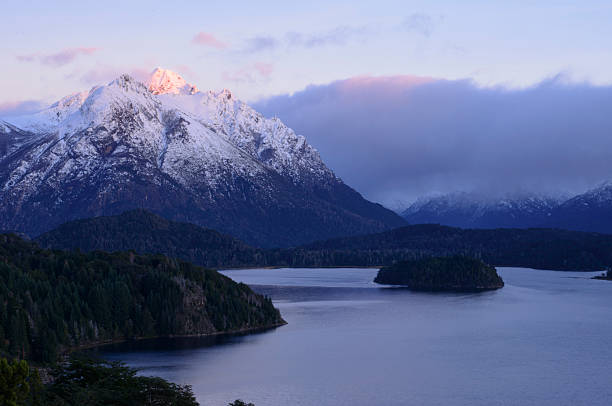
35;209;612;271
0;68;404;247
402;184;612;234
402;192;562;229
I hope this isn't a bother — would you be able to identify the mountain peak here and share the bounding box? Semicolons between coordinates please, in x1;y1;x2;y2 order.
0;68;405;247
147;68;199;95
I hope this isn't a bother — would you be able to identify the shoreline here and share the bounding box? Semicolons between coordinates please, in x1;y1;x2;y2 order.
66;321;287;353
219;265;382;271
220;264;606;272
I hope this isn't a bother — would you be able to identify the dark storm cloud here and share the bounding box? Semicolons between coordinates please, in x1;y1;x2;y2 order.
253;76;612;208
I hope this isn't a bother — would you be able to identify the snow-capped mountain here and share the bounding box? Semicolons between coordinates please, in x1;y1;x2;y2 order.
0;68;405;247
402;192;564;229
545;182;612;234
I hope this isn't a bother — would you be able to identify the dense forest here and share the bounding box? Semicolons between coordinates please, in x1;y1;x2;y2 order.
36;210;266;269
374;256;504;291
284;225;612;270
0;356;199;406
38;211;612;271
0;234;284;363
0;355;259;405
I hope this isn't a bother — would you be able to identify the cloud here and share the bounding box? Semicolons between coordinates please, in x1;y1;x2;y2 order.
17;47;98;67
222;62;274;83
242;25;370;53
239;16;441;54
286;25;369;48
192;32;227;49
240;16;436;55
252;62;273;77
401;13;435;37
242;36;279;53
254;75;612;208
0;100;46;118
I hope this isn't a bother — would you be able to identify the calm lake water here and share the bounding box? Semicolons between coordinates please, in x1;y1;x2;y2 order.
98;267;612;406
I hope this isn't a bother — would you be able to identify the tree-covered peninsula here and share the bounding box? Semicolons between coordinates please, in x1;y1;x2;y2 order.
374;256;504;291
0;234;284;364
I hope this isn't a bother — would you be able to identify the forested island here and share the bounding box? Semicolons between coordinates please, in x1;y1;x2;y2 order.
374;256;505;291
36;210;612;271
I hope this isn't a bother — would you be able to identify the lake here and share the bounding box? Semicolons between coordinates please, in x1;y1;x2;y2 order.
98;267;612;406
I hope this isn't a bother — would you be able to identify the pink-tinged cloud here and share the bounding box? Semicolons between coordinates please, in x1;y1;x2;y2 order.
253;62;273;78
222;62;274;83
192;32;227;49
336;75;435;98
17;47;98;67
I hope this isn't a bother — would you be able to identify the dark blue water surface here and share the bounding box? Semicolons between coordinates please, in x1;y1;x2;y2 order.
98;267;612;406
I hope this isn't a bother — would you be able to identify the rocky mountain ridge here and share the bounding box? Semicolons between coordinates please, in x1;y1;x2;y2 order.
402;187;612;234
0;68;405;247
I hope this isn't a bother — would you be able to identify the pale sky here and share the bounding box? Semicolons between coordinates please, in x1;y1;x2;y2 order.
2;0;612;106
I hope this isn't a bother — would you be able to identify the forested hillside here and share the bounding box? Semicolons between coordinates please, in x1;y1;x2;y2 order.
291;225;612;270
0;234;284;363
36;210;265;268
37;211;612;271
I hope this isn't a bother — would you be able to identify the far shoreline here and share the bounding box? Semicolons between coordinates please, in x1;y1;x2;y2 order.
219;265;381;271
219;265;606;273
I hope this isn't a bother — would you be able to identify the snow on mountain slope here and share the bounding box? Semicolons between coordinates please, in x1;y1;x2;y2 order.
545;182;612;234
0;120;39;160
8;91;90;133
153;69;331;183
403;185;612;234
402;191;564;229
0;69;405;246
2;75;265;195
566;181;612;205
